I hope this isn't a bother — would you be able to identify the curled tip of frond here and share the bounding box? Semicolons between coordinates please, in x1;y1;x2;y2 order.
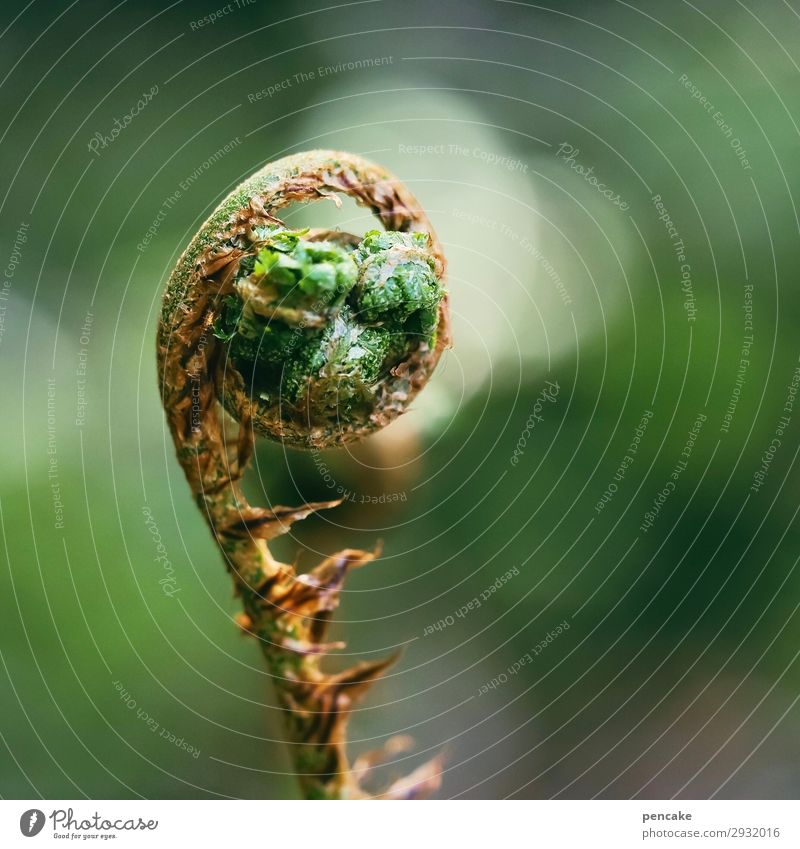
158;151;447;800
159;150;449;453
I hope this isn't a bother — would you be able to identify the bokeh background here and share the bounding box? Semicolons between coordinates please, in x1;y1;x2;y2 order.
2;0;800;799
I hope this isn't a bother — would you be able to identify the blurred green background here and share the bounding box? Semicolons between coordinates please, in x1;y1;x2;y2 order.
2;0;800;799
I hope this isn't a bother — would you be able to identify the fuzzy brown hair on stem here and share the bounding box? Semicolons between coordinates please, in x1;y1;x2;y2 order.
156;150;450;799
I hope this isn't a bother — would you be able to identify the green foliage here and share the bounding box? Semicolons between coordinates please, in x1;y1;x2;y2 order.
352;230;441;329
249;225;358;309
216;227;444;420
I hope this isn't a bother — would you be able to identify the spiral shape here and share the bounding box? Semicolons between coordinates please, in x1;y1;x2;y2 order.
159;149;450;449
156;151;448;799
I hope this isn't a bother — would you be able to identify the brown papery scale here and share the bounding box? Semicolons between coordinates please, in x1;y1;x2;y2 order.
157;150;450;799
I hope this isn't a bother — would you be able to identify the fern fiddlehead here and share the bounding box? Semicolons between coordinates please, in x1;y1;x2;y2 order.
157;150;450;799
